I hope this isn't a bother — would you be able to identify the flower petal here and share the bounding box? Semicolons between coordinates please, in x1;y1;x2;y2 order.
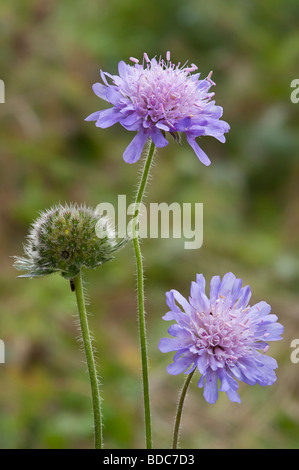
92;82;108;100
106;86;122;105
235;285;252;309
170;289;193;315
218;370;241;403
186;136;211;166
168;324;192;339
158;337;189;353
96;108;123;128
123;130;149;164
151;127;169;148
210;275;221;302
166;354;195;375
85;111;101;122
189;281;210;314
165;290;183;313
118;60;128;78
203;369;219;404
175;116;192;132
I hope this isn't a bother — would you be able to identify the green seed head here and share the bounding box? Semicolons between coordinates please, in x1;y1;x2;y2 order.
14;203;125;279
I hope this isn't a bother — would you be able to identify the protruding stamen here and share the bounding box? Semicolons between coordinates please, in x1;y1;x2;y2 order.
166;51;171;61
130;57;139;64
144;52;150;63
184;63;198;74
206;70;216;85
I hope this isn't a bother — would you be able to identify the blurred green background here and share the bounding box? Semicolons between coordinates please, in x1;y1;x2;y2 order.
0;0;299;449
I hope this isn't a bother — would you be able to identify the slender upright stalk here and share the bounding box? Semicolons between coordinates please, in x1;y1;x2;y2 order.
172;369;195;449
73;272;103;449
132;139;156;449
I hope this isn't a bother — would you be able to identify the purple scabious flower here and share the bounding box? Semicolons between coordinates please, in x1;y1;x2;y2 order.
85;52;230;165
159;272;284;404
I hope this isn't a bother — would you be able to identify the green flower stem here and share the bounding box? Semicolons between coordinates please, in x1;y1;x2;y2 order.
132;139;156;449
73;272;103;449
172;369;195;449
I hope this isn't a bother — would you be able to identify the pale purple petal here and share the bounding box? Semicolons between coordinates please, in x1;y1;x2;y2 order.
92;83;108;100
186;136;211;166
165;290;183;313
167;324;192;339
167;355;195;375
218;272;236;297
120;113;140;127
159;337;190;353
210;275;221;302
123;130;149;164
218;370;241;403
175;116;192;132
150;127;169;148
197;352;209;374
203;370;219;404
189;281;210;313
106;86;122;105
170;289;193;315
118;60;129;78
85;111;101;122
96;108;123;128
235;285;252;309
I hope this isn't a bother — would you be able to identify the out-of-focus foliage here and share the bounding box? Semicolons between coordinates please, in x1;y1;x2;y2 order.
0;0;298;449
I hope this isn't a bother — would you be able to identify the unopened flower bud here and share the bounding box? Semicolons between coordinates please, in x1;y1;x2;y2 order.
14;203;125;280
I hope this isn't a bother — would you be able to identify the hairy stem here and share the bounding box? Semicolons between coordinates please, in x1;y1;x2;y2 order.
132;139;156;449
172;369;195;449
73;272;103;449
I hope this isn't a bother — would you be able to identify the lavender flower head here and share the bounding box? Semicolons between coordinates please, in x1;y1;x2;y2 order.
85;52;230;165
159;272;284;404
